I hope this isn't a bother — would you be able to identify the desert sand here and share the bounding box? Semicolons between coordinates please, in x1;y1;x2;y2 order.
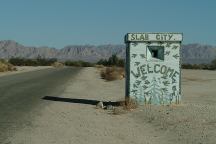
4;68;216;144
0;66;53;77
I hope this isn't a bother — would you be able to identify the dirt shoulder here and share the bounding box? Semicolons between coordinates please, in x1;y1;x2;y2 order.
131;69;216;144
6;67;162;144
0;66;53;77
5;68;216;144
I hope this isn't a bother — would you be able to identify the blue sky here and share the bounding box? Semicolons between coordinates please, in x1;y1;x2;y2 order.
0;0;215;48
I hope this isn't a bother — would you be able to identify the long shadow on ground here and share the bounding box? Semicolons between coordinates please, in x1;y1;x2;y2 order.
42;96;121;106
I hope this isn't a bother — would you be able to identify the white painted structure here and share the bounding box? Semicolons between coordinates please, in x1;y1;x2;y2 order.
125;33;183;105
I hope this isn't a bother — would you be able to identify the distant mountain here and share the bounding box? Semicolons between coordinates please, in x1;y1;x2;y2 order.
0;40;216;64
182;44;216;64
0;40;58;59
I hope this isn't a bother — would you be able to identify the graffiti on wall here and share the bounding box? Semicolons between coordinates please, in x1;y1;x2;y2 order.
129;42;181;105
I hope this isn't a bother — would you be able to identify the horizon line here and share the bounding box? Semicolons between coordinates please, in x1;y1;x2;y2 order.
0;39;216;49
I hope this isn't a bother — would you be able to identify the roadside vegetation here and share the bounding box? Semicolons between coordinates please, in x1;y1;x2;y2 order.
65;60;94;67
9;57;57;66
182;58;216;70
8;57;94;67
0;59;16;72
100;66;124;81
96;54;125;81
51;62;64;68
2;55;215;73
97;54;124;67
112;98;138;115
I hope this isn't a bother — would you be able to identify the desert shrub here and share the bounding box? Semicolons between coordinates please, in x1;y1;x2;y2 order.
9;57;57;66
112;98;138;115
36;57;57;66
94;64;104;68
181;64;192;69
97;54;124;67
0;61;8;72
182;58;216;70
123;97;138;110
100;66;124;81
65;61;81;67
182;63;216;70
182;64;200;69
0;61;17;72
117;59;124;67
81;61;94;67
65;60;94;67
97;59;108;66
210;58;216;70
52;62;64;68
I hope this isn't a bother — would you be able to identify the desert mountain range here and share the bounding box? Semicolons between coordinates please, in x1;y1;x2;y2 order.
0;40;216;64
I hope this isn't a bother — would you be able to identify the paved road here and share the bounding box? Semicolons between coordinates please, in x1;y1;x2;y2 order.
0;67;81;142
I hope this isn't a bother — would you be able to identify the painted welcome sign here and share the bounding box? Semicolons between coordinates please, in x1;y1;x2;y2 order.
127;33;183;41
125;33;183;105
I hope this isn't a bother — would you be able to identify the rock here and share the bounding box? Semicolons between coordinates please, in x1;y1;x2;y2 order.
106;105;114;110
96;101;104;109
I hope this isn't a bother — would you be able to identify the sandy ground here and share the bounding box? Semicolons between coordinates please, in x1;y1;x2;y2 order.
0;66;53;77
5;68;216;144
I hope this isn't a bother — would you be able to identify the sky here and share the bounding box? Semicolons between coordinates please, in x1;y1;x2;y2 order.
0;0;215;48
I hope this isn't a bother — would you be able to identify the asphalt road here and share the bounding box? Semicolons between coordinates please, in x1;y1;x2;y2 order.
0;67;81;142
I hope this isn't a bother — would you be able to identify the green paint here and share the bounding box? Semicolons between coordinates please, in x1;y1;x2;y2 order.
131;67;141;78
147;64;153;73
131;64;178;80
160;65;167;74
154;64;160;73
130;33;149;41
165;67;174;77
172;71;179;81
156;34;173;41
140;64;147;75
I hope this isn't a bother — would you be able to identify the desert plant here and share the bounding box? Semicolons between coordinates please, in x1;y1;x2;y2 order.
97;54;125;67
210;58;216;70
120;97;138;110
0;61;17;72
9;57;57;66
52;62;64;68
111;98;138;115
181;61;216;70
94;64;104;69
97;59;108;66
100;66;124;81
65;60;94;67
124;97;138;110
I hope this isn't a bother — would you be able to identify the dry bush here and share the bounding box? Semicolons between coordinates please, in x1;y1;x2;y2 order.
94;64;104;69
52;62;64;68
112;98;138;115
100;66;125;81
100;68;106;79
95;65;104;74
0;61;17;72
123;97;138;110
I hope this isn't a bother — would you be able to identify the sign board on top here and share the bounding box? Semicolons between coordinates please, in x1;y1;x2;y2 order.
125;33;183;42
